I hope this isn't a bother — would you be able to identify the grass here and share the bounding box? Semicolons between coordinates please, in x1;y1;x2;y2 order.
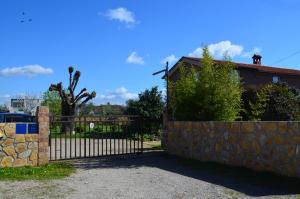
143;141;162;151
0;162;75;181
151;143;162;150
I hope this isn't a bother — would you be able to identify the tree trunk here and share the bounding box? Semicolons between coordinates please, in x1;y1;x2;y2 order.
61;101;76;134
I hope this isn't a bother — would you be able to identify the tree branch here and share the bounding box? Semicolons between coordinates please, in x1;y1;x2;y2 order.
68;67;74;100
74;92;89;104
75;88;87;101
71;71;81;91
49;82;64;100
79;91;96;107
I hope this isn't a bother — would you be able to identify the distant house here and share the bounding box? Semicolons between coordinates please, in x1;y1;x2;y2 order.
9;98;41;115
166;54;300;90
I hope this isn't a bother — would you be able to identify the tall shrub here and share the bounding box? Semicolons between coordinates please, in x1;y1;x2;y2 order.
169;47;242;121
169;63;198;120
197;48;242;120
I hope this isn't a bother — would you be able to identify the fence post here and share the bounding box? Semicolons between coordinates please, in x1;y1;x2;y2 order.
37;106;49;166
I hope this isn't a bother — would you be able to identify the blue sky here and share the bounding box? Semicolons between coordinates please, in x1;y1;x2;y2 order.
1;0;300;105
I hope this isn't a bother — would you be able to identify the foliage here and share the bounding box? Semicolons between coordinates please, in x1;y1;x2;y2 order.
79;102;94;115
0;105;9;113
0;162;75;181
240;88;257;121
126;99;140;115
79;103;126;116
169;47;243;121
249;82;300;121
41;91;61;116
169;64;198;120
197;48;242;121
126;87;164;136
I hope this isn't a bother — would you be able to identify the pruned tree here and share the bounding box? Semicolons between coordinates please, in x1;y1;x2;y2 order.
49;67;96;132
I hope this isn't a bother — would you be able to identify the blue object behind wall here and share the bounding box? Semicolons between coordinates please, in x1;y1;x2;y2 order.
16;123;38;134
28;124;38;134
16;124;27;134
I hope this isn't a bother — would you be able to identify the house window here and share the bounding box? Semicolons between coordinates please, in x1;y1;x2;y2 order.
272;76;279;83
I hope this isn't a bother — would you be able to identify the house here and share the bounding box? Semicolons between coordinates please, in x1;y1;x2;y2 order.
166;54;300;90
9;98;41;115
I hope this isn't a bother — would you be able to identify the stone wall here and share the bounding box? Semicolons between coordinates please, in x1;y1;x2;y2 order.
0;123;38;167
0;106;49;168
36;106;49;166
165;121;300;178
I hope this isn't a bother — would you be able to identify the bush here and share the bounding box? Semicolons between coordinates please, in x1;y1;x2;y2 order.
249;82;300;121
240;88;257;121
169;64;198;120
169;47;242;121
126;87;164;136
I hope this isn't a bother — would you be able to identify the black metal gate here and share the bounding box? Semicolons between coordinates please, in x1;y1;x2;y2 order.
49;116;143;161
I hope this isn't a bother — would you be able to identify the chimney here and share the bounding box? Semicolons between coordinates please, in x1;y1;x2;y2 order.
252;54;262;65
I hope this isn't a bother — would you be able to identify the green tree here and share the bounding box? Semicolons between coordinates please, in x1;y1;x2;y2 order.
197;49;242;121
250;82;300;121
126;99;140;115
41;91;61;116
169;47;242;121
126;87;164;136
79;102;94;116
169;63;198;120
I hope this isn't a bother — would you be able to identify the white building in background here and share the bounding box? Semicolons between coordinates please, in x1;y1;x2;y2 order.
9;98;42;115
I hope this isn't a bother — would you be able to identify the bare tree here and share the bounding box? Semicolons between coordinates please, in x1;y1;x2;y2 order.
49;67;96;132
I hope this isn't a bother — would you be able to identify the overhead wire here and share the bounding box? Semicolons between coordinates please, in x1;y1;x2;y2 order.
271;50;300;65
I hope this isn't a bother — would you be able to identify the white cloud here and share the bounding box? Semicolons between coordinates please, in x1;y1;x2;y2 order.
189;40;244;58
103;7;136;25
126;52;145;65
97;87;138;105
0;65;53;77
161;54;179;65
242;47;262;58
189;48;204;58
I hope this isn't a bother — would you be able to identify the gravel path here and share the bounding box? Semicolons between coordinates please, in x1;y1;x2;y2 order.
0;152;300;199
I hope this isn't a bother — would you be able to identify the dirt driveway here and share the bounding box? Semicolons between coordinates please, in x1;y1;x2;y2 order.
0;152;300;199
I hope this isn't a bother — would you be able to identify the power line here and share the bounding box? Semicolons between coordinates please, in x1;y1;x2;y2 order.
271;49;300;65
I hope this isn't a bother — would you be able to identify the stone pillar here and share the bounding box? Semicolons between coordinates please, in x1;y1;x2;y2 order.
36;106;49;166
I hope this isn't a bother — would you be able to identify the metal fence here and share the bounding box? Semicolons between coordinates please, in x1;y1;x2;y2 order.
49;115;143;161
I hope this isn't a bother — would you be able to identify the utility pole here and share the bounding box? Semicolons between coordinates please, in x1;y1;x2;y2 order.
153;62;169;150
152;61;169;119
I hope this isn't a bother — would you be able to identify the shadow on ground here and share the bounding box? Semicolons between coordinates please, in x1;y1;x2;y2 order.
69;151;300;197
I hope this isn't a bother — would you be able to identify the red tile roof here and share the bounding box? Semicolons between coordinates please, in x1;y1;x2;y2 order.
166;56;300;77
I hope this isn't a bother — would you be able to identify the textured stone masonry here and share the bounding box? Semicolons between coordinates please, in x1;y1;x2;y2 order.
164;121;300;178
0;123;38;167
37;106;49;166
0;106;49;168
